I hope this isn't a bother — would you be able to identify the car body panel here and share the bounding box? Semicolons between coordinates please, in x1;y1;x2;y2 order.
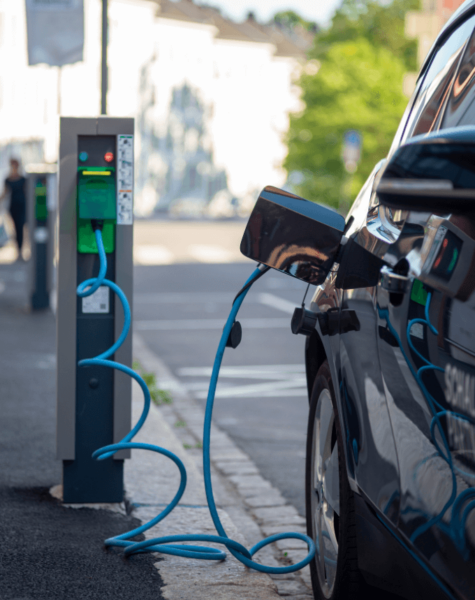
304;3;475;598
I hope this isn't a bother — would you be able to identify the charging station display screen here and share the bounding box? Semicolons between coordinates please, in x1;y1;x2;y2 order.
77;135;117;254
78;168;116;220
430;229;462;281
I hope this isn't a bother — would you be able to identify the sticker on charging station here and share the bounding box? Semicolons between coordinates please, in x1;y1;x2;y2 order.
82;286;110;314
117;134;133;225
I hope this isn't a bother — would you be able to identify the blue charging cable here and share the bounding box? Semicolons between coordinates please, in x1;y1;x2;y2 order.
77;227;315;572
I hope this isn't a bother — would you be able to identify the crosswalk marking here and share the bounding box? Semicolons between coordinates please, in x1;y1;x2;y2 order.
134;292;233;303
178;365;305;378
188;244;237;263
134;293;300;313
176;364;308;399
134;318;291;331
258;293;297;315
134;245;175;265
133;243;247;265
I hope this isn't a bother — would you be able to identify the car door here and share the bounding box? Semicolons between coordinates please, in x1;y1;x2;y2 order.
335;10;475;524
376;16;475;597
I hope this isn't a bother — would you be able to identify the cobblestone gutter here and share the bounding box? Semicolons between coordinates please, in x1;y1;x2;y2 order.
131;334;313;600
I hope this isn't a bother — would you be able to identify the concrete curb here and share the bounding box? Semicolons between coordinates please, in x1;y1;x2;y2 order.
131;333;314;600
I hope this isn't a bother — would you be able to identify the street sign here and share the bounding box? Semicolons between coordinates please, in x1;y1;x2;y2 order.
342;130;362;173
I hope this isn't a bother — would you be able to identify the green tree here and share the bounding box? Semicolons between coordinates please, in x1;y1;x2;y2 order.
285;37;408;210
318;0;419;70
285;0;420;211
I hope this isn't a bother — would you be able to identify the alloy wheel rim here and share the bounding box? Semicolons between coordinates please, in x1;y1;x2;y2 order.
310;388;340;598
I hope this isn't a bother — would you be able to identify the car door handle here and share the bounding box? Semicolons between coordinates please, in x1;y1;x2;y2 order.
380;265;410;294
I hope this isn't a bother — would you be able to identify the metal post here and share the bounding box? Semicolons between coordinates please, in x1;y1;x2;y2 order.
26;165;57;311
101;0;108;115
57;67;62;115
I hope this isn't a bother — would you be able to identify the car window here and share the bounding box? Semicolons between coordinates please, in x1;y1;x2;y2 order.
388;77;424;156
442;22;475;128
389;15;475;155
402;15;475;142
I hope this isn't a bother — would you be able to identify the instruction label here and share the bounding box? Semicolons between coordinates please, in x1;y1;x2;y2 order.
82;286;109;314
117;134;134;225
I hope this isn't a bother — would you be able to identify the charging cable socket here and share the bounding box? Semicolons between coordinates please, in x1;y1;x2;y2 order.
291;308;318;336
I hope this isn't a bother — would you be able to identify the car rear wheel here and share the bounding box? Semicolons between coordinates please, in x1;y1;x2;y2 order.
306;360;366;600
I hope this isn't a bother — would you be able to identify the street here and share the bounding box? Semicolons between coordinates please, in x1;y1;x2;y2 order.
133;219;313;516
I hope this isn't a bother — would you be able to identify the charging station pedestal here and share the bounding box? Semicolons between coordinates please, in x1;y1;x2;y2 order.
26;165;57;311
56;117;134;503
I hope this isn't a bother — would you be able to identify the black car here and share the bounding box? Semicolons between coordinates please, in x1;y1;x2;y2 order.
241;2;475;598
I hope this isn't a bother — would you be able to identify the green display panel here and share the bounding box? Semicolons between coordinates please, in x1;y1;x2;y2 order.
78;167;116;220
77;166;116;254
77;218;115;254
35;179;48;221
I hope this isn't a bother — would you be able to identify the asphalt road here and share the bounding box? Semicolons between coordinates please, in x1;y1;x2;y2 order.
133;220;313;516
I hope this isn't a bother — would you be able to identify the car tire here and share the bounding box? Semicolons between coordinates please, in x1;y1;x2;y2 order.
305;360;366;600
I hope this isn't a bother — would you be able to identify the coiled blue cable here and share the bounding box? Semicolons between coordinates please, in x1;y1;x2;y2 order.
77;228;315;572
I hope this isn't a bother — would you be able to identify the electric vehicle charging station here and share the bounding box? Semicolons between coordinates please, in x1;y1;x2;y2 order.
25;165;57;311
53;167;315;569
56;117;134;503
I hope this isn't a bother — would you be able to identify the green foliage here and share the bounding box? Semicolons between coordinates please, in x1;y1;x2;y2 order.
183;441;203;450
273;10;317;32
285;0;418;211
133;360;173;406
317;0;420;71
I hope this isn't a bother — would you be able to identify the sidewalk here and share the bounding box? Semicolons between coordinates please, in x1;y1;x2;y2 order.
0;261;313;600
0;262;166;600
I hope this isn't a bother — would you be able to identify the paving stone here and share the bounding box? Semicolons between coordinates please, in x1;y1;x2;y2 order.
212;450;250;462
253;505;305;525
275;537;311;552
229;474;270;487
284;549;310;565
235;482;274;497
273;580;310;596
216;461;259;476
298;567;312;589
261;524;307;537
268;573;298;581
244;493;287;508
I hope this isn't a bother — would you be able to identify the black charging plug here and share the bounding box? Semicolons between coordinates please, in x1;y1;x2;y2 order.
226;321;242;348
91;219;104;232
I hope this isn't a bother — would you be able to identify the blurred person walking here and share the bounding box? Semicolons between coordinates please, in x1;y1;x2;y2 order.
0;159;27;261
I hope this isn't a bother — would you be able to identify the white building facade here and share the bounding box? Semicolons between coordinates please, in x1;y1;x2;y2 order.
0;0;308;215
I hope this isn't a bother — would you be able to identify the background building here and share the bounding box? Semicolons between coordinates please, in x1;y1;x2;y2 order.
0;0;312;216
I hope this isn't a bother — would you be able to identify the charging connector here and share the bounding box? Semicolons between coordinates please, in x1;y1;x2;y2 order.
91;219;104;232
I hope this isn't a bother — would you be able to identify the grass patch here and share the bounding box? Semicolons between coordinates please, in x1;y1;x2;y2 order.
183;442;203;450
174;420;186;428
133;360;173;406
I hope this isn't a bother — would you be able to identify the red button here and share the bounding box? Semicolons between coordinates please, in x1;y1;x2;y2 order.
104;152;114;162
